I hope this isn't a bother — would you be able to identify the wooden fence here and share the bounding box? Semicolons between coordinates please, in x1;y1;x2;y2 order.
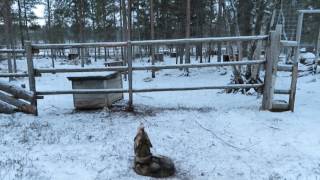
0;49;28;78
0;26;299;115
30;35;269;113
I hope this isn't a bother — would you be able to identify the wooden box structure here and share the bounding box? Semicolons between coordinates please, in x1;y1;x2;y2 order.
67;72;123;110
104;60;124;67
155;53;164;62
170;52;177;58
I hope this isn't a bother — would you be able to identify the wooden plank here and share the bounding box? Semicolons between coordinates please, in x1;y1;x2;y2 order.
12;49;17;73
298;9;320;14
7;52;13;81
33;89;134;95
274;89;291;95
0;49;25;53
131;35;269;46
185;0;191;67
36;60;265;74
50;49;55;68
0;73;29;78
104;61;124;67
127;41;133;109
289;13;304;112
26;41;38;115
280;41;298;47
132;61;266;71
36;84;264;95
0;101;16;114
32;41;128;50
289;64;298;111
133;84;263;93
314;27;320;72
80;48;85;68
105;74;124;105
262;25;282;110
271;102;290;111
150;0;155;78
262;42;273;110
277;65;293;72
127;0;133;110
0;80;34;102
36;66;128;74
31;36;268;50
0;91;36;114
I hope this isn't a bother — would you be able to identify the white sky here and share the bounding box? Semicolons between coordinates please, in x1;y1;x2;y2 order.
33;4;45;26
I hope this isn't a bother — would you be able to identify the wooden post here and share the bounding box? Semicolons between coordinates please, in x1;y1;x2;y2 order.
51;49;55;68
127;0;133;110
81;48;85;67
289;13;304;111
13;47;17;73
94;47;97;62
150;0;155;78
314;27;320;73
26;41;38;115
104;47;107;62
121;0;128;81
262;25;282;110
7;52;13;81
128;41;133;109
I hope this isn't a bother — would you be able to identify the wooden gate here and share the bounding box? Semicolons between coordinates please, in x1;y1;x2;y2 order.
262;25;299;112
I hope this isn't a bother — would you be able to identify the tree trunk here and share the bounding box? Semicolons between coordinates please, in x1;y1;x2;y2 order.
226;0;245;92
46;0;51;43
246;0;265;84
238;0;253;58
23;0;30;40
3;0;14;81
217;0;224;62
17;0;25;47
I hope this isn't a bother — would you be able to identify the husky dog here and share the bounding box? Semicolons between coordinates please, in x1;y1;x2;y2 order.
133;125;175;178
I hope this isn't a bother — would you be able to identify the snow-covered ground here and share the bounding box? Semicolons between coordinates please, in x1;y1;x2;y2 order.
0;55;320;180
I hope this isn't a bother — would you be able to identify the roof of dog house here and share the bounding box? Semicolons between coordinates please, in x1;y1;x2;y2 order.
67;72;120;81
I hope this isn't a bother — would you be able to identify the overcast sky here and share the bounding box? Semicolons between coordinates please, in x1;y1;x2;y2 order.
34;4;45;26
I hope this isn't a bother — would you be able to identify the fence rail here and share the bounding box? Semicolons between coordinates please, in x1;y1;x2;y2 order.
35;60;266;75
0;49;25;53
36;84;264;95
280;40;298;47
31;35;269;49
32;42;128;49
131;35;269;46
0;73;29;78
36;67;128;74
298;9;320;14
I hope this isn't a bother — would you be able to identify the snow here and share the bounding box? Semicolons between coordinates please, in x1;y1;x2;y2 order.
1;56;320;179
300;52;316;65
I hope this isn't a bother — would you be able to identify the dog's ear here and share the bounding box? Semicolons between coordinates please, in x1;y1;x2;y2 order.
138;123;144;131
